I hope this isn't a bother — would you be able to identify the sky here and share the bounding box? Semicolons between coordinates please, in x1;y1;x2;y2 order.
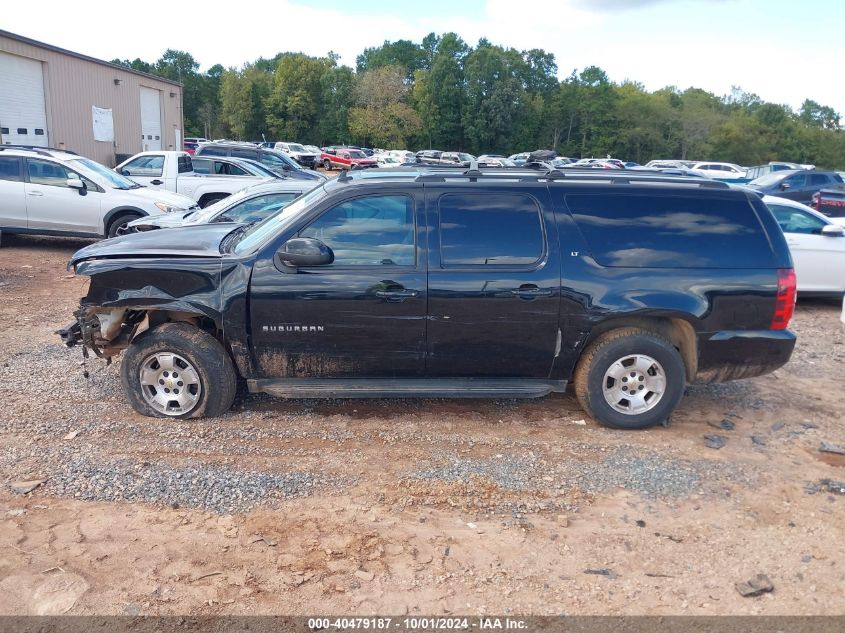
3;0;844;116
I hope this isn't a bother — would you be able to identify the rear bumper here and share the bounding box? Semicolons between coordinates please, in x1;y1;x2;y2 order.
694;329;796;383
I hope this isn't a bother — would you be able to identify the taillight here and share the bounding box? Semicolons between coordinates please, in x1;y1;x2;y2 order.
811;192;820;210
771;268;796;330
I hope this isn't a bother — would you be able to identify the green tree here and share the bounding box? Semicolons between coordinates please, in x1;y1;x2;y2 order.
348;66;421;147
266;54;333;141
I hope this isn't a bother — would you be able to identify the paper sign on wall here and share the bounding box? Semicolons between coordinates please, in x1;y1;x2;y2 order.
92;106;114;142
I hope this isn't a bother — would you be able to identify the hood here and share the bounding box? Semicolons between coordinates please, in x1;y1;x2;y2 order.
127;186;198;208
127;210;197;230
69;223;237;267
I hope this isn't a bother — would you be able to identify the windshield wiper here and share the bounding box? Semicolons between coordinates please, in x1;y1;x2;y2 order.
221;221;260;253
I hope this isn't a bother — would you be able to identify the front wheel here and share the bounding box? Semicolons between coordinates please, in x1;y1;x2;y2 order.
323;159;332;171
107;213;140;238
573;327;686;429
120;322;237;419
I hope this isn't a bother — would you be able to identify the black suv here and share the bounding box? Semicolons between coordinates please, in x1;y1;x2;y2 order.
195;142;325;182
59;167;796;429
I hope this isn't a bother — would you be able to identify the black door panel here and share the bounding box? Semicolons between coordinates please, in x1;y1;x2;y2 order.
425;187;561;377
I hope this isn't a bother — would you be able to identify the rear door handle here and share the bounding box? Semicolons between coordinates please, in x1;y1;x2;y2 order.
150;179;163;185
27;191;44;197
510;285;552;299
375;288;419;302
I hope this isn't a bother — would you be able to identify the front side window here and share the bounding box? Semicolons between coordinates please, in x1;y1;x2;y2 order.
783;173;806;187
769;205;828;235
300;195;415;266
27;159;73;187
438;193;544;267
215;161;248;176
121;155;165;177
219;193;300;223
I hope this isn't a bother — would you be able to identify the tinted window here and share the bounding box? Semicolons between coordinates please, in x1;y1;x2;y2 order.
198;146;226;157
220;193;300;223
192;158;212;174
122;155;164;177
438;193;544;267
783;173;806;187
230;148;257;160
565;192;774;268
177;155;193;174
768;204;828;235
214;161;248;176
809;173;830;185
300;195;415;266
0;156;22;182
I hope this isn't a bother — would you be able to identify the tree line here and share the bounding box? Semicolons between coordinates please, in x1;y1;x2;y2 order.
112;33;845;168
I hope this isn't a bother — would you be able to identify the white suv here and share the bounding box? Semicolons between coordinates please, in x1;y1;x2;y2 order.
0;146;198;239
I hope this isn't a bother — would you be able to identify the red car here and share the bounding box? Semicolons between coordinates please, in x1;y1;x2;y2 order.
321;147;377;170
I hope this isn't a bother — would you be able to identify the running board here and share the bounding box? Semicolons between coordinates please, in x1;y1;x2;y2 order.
248;378;566;399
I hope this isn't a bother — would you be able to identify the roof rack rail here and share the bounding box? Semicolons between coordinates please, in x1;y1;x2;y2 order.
413;166;730;188
0;144;77;156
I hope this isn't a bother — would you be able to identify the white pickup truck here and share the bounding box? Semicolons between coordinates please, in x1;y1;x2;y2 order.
115;151;271;208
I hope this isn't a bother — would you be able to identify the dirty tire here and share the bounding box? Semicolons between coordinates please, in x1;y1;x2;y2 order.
323;159;332;171
120;322;237;419
107;213;139;238
574;327;685;430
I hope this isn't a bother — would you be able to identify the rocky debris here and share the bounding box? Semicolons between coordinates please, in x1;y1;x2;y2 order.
819;441;845;456
751;435;767;447
635;520;646;528
805;479;845;496
735;574;774;597
707;419;735;431
703;435;726;449
63;430;79;441
10;479;46;495
584;568;617;579
354;570;375;582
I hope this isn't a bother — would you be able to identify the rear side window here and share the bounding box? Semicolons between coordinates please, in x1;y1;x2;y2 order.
177;155;193;174
809;173;830;185
191;158;211;174
198;146;226;157
565;192;775;268
231;148;257;159
0;156;22;182
438;193;544;267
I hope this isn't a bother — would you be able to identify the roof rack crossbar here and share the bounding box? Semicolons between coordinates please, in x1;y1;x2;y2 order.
413;168;729;188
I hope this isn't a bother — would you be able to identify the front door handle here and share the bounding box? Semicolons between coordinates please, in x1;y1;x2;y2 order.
510;285;552;299
150;179;163;185
375;288;419;302
27;191;44;197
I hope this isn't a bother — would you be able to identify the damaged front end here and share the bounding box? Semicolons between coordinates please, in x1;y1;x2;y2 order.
57;307;148;361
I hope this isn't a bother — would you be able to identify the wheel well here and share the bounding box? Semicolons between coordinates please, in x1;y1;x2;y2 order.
103;208;144;235
198;192;227;207
582;317;698;381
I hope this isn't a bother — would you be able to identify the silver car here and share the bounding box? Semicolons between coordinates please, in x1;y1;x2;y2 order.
127;180;315;232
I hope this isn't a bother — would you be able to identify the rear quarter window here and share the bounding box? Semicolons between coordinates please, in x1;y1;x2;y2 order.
564;192;775;268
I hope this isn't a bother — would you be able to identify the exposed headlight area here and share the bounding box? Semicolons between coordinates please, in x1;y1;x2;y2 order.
155;202;196;213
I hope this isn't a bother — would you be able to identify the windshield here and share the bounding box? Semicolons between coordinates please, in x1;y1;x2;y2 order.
348;150;367;159
262;151;303;171
69;158;140;189
233;185;329;254
288;144;307;152
458;153;474;161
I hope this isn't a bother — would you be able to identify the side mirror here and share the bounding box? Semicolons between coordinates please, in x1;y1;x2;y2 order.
821;224;845;237
67;178;84;189
780;183;791;190
276;237;334;269
120;169;131;176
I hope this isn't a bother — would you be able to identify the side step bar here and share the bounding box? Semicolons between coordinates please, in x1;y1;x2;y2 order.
248;378;567;399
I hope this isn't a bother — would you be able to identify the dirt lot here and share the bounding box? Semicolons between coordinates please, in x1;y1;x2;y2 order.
0;233;843;617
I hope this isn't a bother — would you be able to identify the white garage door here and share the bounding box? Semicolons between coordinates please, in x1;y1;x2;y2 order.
139;86;162;151
0;51;49;147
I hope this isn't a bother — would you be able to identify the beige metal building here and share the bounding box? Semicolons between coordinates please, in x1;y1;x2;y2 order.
0;30;183;166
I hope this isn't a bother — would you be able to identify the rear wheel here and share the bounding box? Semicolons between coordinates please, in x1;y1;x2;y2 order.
574;327;685;429
106;213;140;238
120;322;237;419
